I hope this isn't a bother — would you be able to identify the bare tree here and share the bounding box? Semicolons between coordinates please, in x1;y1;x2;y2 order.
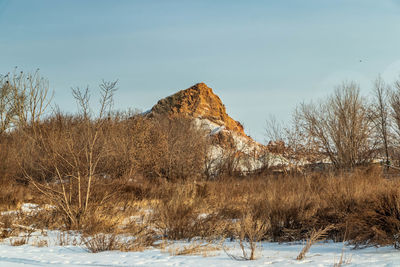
10;69;52;128
265;114;317;173
371;77;391;168
0;75;16;134
25;80;118;229
389;78;400;165
265;115;285;143
296;82;375;169
0;69;52;133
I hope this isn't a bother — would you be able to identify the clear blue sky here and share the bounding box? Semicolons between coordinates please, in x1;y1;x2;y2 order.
2;0;400;142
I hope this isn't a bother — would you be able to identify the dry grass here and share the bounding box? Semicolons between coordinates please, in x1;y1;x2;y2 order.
9;237;28;246
32;238;48;247
3;166;400;251
333;246;352;267
167;241;221;257
225;211;269;260
296;225;335;260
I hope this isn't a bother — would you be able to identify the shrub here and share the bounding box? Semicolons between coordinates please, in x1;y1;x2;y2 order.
153;184;202;240
347;188;400;249
82;233;119;253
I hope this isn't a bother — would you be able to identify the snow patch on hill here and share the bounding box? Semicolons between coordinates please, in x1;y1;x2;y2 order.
193;118;288;174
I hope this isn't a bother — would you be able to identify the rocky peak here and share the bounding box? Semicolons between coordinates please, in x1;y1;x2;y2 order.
150;83;246;136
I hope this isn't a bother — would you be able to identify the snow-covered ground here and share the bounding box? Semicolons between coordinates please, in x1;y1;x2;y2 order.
0;240;399;267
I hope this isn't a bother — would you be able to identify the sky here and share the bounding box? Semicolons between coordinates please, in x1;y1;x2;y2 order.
2;0;400;142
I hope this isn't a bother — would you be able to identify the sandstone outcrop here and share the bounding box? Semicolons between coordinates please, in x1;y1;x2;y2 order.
150;83;246;137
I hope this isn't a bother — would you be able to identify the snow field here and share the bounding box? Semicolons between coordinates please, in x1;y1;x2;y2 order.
1;236;400;267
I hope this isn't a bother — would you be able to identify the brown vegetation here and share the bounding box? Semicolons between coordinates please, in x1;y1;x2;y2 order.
2;69;400;256
2;141;400;250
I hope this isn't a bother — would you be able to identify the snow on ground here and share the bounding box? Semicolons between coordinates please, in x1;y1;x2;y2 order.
1;239;399;267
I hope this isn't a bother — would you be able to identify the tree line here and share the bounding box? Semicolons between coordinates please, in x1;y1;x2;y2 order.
267;77;400;170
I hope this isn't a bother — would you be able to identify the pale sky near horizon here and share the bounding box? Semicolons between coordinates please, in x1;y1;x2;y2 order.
2;0;400;142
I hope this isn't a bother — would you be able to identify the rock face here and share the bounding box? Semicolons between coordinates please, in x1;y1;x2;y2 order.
150;83;246;137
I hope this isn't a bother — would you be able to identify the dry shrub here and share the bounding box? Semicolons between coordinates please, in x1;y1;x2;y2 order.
296;224;334;260
23;113;122;230
0;92;210;234
212;176;321;242
82;233;119;253
226;211;270;261
119;229;158;252
0;213;13;229
109;210;159;251
204;169;400;246
155;116;208;181
0;180;33;211
153;184;203;240
0;214;14;239
77;202;128;235
57;231;79;246
9;165;399;249
10;237;28;246
82;231;157;253
19;81;123;230
346;187;400;248
17;208;63;231
127;116;209;181
152;182;226;240
0;229;8;240
256;177;319;242
107;114;209;182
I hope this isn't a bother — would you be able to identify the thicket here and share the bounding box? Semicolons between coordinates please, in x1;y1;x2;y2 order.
2;70;400;252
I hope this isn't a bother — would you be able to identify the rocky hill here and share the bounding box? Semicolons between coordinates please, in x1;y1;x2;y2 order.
150;82;246;137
